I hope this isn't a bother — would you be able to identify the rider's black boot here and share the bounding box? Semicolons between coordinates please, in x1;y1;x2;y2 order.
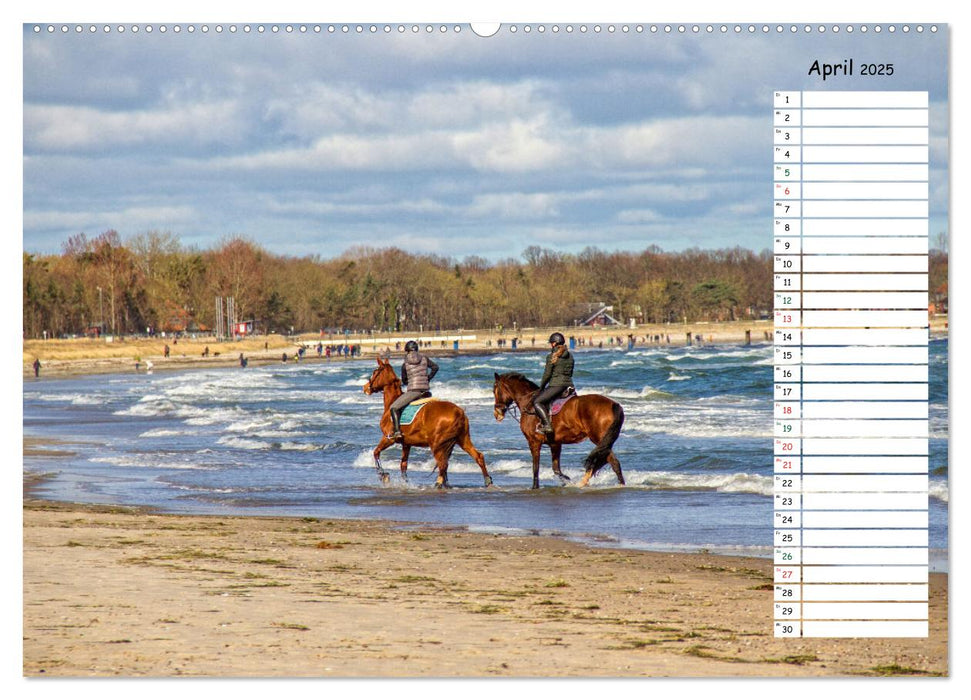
533;403;553;435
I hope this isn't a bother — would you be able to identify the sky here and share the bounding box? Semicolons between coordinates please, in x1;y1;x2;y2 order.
21;16;949;262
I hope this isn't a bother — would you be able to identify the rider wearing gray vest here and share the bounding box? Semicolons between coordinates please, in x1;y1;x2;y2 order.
390;340;439;440
533;331;575;436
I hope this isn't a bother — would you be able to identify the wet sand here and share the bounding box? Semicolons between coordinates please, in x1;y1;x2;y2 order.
22;497;947;678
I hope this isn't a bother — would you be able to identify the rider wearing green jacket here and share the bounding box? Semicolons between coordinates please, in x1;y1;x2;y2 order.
532;332;574;435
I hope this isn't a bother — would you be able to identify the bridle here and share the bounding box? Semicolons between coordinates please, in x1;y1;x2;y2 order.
493;379;528;424
364;366;395;395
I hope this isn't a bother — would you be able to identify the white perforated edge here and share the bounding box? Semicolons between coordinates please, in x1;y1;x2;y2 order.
29;23;941;36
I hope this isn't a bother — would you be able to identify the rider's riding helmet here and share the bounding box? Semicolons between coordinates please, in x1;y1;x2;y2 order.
405;340;419;352
548;332;566;346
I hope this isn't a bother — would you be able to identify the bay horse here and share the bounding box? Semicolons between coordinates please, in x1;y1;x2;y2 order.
363;357;493;488
492;372;625;489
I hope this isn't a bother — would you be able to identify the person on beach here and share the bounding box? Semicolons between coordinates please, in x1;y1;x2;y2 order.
532;332;575;436
33;358;41;377
388;340;439;441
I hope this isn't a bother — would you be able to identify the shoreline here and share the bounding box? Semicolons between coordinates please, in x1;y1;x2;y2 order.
21;318;950;379
22;494;948;678
20;455;951;576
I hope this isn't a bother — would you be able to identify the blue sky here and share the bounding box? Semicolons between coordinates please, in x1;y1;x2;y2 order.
22;17;949;262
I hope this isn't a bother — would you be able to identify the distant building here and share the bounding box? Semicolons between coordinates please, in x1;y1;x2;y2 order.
572;303;622;327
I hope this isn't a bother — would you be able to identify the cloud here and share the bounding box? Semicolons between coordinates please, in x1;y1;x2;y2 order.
21;25;949;260
25;100;246;152
466;192;559;219
616;209;662;224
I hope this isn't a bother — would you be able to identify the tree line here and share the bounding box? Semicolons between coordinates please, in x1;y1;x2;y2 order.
22;231;947;339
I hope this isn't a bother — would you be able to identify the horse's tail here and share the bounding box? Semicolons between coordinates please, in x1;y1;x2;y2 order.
583;400;624;472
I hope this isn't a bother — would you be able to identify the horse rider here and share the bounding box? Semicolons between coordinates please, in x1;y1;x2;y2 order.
389;340;439;441
533;331;575;436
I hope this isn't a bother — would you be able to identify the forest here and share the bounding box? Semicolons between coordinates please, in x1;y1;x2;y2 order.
22;230;948;339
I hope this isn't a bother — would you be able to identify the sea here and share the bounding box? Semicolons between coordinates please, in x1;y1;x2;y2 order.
22;338;949;570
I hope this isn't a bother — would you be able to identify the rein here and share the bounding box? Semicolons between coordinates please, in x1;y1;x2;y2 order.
495;378;537;425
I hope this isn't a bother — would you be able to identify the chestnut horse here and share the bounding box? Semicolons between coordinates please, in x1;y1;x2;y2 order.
493;372;625;489
363;358;493;488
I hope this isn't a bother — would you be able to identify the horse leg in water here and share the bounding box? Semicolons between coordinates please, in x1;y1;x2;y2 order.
457;420;493;487
528;439;543;489
607;450;625;485
372;436;396;484
432;442;456;489
399;444;411;482
578;443;612;487
578;403;624;487
549;442;570;483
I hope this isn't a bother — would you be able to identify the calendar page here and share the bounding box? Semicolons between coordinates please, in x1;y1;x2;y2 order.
20;7;950;681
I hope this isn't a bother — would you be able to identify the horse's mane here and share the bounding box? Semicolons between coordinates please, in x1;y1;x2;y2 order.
501;372;538;390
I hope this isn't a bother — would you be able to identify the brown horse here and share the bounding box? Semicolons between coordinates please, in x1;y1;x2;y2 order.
363;358;492;488
493;372;625;489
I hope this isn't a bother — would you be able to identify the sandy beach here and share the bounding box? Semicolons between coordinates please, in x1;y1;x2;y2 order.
21;493;947;678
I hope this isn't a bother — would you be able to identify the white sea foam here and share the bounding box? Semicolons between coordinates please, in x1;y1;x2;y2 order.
278;441;322;452
666;348;772;363
666;373;690;381
89;454;208;470
182;405;251;425
139;428;200;438
460;360;510;371
430;382;494;402
929;479;949;503
486;459;534;475
622;470;773;496
584;385;675;401
115;395;179;417
216;435;273;450
625;408;769;438
353;449;377;467
25;391;105;405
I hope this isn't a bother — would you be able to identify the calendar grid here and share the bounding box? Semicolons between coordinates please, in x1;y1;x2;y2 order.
772;90;929;639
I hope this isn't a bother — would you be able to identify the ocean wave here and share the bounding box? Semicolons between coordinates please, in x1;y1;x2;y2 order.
313;365;360;375
88;454;209;470
929;479;949;503
216;435;273;450
625;410;769;438
459;359;512;372
277;441;322;452
353;449;378;468
622;470;773;496
666;373;690;381
582;385;677;401
429;383;494;402
138;428;200;438
181;405;251;425
114;395;180;417
667;348;773;362
214;435;323;452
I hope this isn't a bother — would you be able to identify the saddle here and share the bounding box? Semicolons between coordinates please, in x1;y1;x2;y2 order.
527;386;577;416
550;388;577;416
400;394;434;425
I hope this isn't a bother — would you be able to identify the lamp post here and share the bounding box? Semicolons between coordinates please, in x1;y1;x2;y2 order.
97;286;104;338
